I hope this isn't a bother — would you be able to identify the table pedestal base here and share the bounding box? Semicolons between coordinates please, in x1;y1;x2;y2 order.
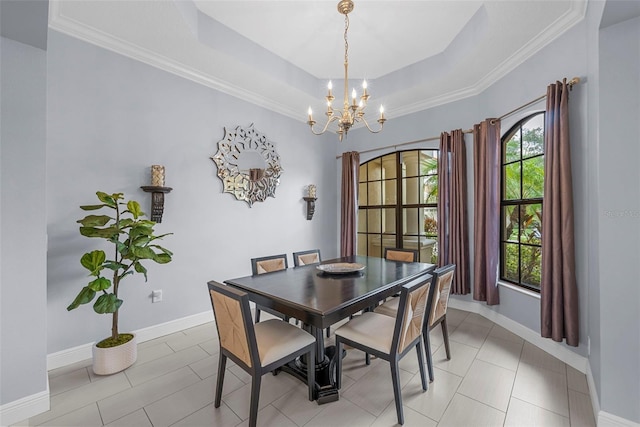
279;345;341;404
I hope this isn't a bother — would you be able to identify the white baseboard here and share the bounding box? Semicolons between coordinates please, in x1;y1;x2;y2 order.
47;310;214;370
450;300;640;427
598;411;640;427
0;387;49;427
448;299;588;372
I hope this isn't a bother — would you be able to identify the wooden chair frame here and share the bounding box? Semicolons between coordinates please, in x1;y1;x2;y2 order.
423;263;456;382
250;254;289;323
384;247;419;262
208;281;315;427
292;249;322;267
335;276;432;425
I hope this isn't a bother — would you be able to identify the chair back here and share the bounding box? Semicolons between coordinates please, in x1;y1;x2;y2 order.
428;264;456;327
293;249;321;266
251;254;288;275
392;276;432;353
385;248;418;263
208;281;258;368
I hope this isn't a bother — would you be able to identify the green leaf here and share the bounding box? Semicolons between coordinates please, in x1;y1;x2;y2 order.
93;293;122;314
133;246;156;260
150;244;173;257
127;200;143;219
154;253;172;264
80;250;106;275
77;215;112;227
79;225;119;239
103;261;126;271
134;261;148;281
96;192;118;207
88;277;111;291
80;204;108;211
67;286;96;310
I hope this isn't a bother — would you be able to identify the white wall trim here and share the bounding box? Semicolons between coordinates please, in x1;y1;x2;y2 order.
47;310;214;371
449;298;588;372
451;299;640;427
598;411;640;427
0;386;49;427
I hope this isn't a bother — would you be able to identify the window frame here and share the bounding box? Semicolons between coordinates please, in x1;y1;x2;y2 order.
499;111;545;293
357;149;439;264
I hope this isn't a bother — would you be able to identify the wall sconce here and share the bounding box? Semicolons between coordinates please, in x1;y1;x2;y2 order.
141;165;172;223
304;184;317;220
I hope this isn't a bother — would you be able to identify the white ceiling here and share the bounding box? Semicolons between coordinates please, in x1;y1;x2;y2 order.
49;0;586;124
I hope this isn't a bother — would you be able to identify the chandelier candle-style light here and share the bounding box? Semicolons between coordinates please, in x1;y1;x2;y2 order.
307;0;386;141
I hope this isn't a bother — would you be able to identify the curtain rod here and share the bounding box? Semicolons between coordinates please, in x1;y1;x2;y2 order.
336;76;581;159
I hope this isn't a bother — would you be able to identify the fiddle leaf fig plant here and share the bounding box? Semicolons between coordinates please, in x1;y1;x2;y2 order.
67;191;172;347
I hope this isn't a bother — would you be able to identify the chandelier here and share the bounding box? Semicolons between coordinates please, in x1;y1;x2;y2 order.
307;0;386;141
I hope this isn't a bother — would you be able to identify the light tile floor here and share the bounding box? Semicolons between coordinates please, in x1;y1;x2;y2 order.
15;308;596;426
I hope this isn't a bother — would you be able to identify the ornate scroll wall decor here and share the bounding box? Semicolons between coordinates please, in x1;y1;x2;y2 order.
210;124;283;207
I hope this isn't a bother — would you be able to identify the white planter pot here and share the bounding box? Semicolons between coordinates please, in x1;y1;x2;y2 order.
92;333;137;375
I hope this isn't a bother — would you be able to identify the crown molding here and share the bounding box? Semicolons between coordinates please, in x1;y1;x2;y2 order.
48;0;586;124
48;1;302;121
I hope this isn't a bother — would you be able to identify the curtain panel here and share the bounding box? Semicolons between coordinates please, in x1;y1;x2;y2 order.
340;151;360;257
473;120;501;305
438;130;470;294
541;79;579;346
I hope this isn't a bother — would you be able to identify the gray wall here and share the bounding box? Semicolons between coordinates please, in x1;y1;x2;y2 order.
0;36;48;404
45;30;339;353
597;13;640;423
347;16;590;355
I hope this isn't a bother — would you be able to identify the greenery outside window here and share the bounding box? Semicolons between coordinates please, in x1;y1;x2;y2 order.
500;112;545;292
357;150;439;264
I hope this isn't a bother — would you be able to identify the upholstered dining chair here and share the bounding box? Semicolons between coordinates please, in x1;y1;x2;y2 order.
251;254;289;323
208;281;315;427
292;249;321;267
334;276;433;425
374;264;456;382
384;247;418;263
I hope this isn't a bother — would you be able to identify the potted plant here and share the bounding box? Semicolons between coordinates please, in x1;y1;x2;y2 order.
67;191;172;374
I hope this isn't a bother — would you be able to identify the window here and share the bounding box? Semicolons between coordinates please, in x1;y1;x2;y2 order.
500;112;545;292
357;150;439;264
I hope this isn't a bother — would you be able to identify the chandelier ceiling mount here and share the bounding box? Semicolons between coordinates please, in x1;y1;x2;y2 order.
307;0;386;142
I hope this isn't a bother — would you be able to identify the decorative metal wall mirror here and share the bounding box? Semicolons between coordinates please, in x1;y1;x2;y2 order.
210;124;283;207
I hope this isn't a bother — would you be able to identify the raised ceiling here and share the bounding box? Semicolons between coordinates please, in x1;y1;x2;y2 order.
49;0;586;124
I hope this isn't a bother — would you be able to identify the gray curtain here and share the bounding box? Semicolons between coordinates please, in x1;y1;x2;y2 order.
473;120;501;305
438;130;470;294
341;151;360;257
541;79;579;346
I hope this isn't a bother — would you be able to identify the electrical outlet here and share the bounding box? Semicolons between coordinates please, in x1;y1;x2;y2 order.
152;289;163;303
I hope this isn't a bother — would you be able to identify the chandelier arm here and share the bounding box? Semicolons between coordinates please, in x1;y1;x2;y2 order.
309;115;341;136
360;116;385;134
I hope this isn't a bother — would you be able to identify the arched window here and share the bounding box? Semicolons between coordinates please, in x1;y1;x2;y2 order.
500;112;545;291
357;150;439;264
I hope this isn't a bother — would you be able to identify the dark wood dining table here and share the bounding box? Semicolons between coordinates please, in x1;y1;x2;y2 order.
222;255;435;404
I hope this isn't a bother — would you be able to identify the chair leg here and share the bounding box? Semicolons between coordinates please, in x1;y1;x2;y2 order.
326;327;330;338
335;339;343;389
255;308;261;323
416;340;428;391
307;347;316;401
441;317;451;360
214;354;227;408
365;352;371;365
390;359;404;425
249;374;261;427
424;327;434;382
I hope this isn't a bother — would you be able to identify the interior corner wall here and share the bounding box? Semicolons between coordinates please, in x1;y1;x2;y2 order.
45;29;339;354
597;13;640;424
0;36;49;407
348;17;590;358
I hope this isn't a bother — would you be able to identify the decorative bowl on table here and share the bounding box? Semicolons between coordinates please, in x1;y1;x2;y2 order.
316;263;365;275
